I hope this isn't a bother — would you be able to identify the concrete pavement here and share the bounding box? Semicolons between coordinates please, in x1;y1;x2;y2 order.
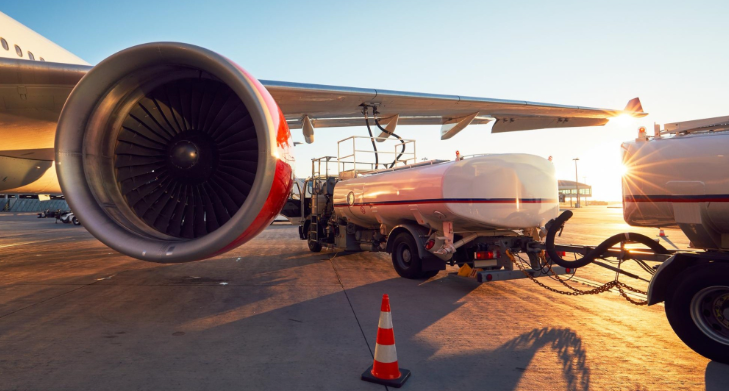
0;208;727;390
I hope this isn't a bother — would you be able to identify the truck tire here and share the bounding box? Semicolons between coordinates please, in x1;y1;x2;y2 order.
308;240;322;253
665;263;729;364
304;220;322;252
391;232;428;279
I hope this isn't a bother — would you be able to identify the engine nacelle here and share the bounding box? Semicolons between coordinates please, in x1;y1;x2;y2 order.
55;43;293;263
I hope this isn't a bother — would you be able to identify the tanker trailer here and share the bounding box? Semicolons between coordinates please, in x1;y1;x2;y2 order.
542;116;729;364
296;138;572;281
623;117;729;364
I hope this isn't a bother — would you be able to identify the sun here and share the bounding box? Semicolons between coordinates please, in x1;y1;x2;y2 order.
610;113;637;127
617;163;629;177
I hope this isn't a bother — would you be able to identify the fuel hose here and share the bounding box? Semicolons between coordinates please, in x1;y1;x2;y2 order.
374;117;406;168
545;210;669;268
363;113;381;169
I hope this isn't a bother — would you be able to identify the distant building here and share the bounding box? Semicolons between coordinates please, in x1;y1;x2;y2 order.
558;180;592;206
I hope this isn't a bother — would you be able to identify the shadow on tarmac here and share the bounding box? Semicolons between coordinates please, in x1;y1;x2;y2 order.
0;223;710;390
161;262;592;390
489;328;590;391
0;256;594;391
705;361;729;391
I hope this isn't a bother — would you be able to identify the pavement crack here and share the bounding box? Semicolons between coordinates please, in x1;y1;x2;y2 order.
328;252;374;359
0;283;93;321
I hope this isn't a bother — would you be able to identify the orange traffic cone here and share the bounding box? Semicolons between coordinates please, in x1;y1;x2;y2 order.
361;294;411;388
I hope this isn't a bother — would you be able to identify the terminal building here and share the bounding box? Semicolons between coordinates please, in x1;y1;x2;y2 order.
558;180;592;207
1;194;68;212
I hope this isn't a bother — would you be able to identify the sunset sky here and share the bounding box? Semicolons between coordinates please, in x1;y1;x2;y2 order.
4;0;728;200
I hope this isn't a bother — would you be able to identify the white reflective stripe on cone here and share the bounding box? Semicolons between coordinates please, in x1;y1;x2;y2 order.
378;311;393;329
373;343;398;364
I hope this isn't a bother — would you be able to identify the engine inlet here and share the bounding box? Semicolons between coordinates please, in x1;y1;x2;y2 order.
114;78;258;238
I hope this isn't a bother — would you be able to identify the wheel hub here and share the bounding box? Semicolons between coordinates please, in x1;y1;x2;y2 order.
402;248;412;263
691;286;729;345
715;292;729;329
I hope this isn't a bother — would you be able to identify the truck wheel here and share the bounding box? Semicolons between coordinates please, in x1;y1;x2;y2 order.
665;263;729;364
308;240;322;253
304;220;322;252
392;232;427;279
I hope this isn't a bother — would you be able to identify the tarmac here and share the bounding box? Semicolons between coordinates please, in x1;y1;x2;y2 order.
1;207;728;390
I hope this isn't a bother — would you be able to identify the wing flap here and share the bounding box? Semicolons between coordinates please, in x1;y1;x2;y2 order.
287;114;493;129
491;116;610;133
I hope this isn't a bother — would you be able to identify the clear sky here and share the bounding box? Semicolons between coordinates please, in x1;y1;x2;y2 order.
3;1;728;200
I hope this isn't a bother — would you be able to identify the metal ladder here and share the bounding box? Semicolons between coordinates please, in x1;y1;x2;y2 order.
309;215;319;241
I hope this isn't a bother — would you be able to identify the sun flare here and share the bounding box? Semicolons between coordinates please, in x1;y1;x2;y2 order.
618;163;629;177
610;113;636;126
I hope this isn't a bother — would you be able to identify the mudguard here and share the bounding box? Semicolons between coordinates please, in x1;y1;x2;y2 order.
386;223;446;272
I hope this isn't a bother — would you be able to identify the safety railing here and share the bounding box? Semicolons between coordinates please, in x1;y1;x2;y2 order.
337;136;416;179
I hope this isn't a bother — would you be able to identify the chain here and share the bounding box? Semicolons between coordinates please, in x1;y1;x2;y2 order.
506;249;648;306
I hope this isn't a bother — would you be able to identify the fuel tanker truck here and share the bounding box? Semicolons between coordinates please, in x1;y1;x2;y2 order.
289;121;729;364
292;136;571;281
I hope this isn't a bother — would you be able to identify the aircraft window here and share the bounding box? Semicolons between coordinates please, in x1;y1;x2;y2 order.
14;44;22;57
0;38;7;51
28;51;35;61
39;57;45;62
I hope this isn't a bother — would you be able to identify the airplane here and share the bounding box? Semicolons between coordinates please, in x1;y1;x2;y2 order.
0;11;646;263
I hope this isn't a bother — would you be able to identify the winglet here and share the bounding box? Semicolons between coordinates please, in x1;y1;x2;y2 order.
624;97;644;114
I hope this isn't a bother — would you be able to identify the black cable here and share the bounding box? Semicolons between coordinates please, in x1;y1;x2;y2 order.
545;210;670;269
635;259;657;275
362;108;381;170
373;110;406;168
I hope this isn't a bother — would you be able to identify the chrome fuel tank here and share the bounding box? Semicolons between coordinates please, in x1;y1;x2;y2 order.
332;154;559;231
622;131;729;248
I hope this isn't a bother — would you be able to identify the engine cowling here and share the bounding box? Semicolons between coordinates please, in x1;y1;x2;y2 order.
55;42;294;263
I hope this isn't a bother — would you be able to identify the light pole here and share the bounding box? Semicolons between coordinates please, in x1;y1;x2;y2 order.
573;158;580;208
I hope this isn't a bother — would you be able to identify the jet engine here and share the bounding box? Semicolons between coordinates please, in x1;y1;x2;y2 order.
55;43;293;263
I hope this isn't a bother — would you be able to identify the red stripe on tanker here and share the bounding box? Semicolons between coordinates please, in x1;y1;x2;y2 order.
333;154;559;231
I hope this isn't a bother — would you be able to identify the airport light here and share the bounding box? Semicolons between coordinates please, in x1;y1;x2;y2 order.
573;158;580;208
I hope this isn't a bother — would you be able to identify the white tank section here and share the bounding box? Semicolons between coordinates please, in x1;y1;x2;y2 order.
333;154;559;232
622;131;729;248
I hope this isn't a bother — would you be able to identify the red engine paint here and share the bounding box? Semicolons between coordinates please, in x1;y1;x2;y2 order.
209;63;293;257
212;158;292;256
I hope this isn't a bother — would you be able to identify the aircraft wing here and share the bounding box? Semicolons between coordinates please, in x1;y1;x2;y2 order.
0;58;647;149
267;81;646;140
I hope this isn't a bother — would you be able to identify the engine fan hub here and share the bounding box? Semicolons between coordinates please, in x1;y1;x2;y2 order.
164;130;219;184
170;140;200;169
